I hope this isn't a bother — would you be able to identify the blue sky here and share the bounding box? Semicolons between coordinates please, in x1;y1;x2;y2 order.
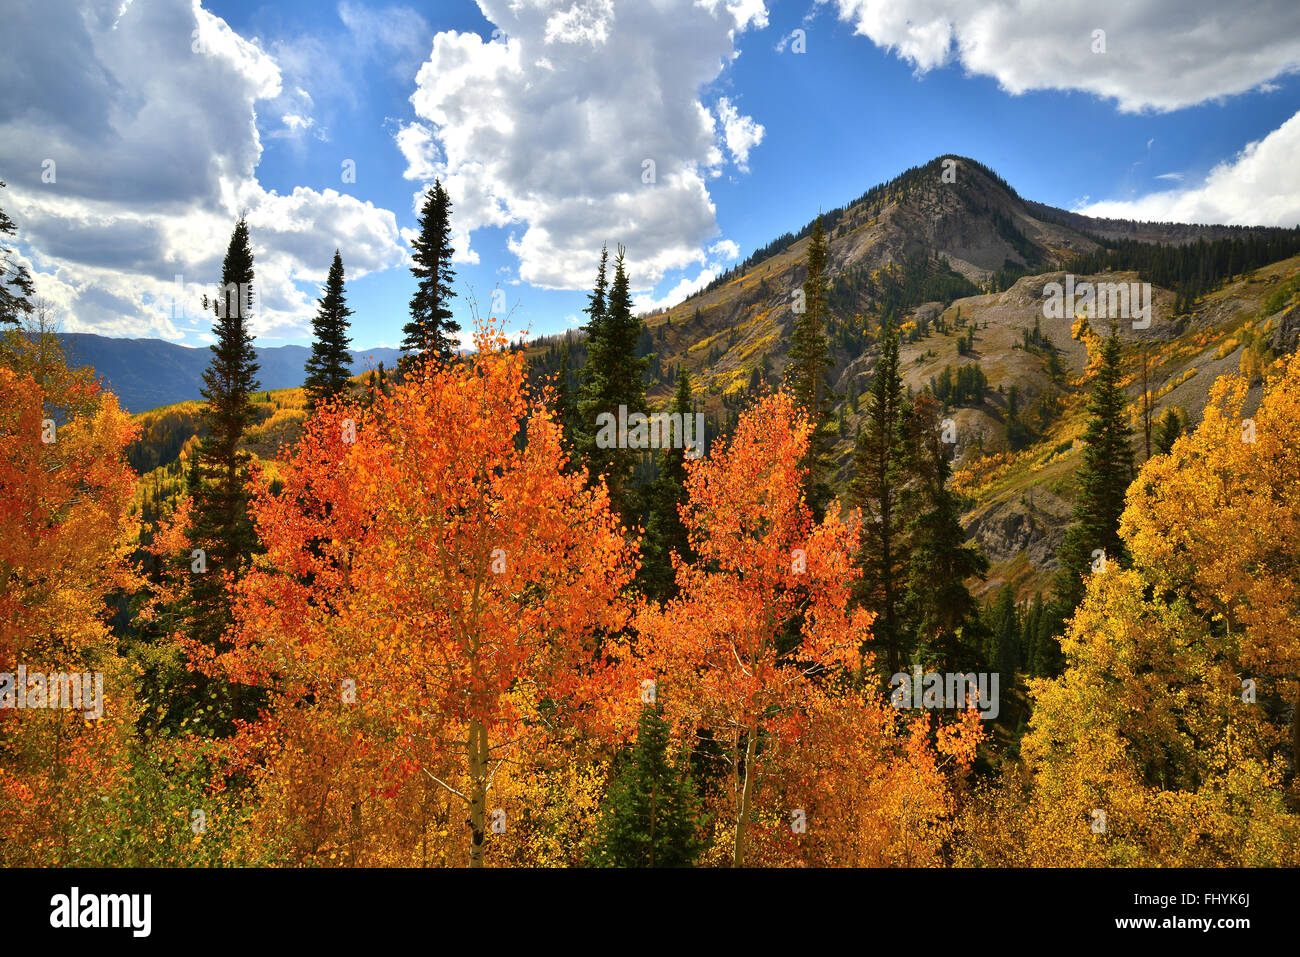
2;0;1299;351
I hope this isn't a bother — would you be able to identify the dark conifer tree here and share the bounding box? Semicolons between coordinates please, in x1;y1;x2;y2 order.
785;216;836;519
588;703;706;867
637;371;696;601
572;244;609;463
1052;330;1135;627
1020;591;1045;675
1029;594;1063;678
586;244;609;335
400;180;459;364
551;344;578;462
903;393;988;671
1154;407;1182;455
851;327;910;675
0;181;34;327
303;249;354;411
986;585;1020;726
174;218;262;731
576;245;647;522
988;585;1018;673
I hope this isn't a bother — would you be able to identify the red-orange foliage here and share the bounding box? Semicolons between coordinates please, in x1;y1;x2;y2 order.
634;391;872;866
222;320;634;866
0;335;141;863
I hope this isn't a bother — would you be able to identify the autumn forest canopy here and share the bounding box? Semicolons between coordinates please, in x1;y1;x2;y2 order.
3;173;1300;871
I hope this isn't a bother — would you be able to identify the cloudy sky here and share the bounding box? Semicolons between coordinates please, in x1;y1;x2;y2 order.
2;0;1299;350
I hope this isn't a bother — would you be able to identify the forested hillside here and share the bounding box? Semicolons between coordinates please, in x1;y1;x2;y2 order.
5;157;1300;870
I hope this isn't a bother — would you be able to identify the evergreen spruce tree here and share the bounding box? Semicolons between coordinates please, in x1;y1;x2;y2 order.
588;244;610;332
1154;407;1182;455
0;181;34;327
1052;330;1135;625
575;245;648;522
851;327;911;675
785;216;836;520
572;244;609;462
902;393;988;671
552;344;578;462
1030;596;1063;678
588;703;706;867
400;180;459;364
1046;344;1065;382
303;249;354;411
637;371;696;601
1020;591;1044;676
176;218;263;731
987;584;1019;724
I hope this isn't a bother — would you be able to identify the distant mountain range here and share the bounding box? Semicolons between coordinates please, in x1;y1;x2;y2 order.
59;333;404;413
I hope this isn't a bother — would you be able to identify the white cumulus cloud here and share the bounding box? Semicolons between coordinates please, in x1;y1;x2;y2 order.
632;238;741;313
820;0;1300;113
716;98;765;171
0;0;406;342
1076;110;1300;226
398;0;767;291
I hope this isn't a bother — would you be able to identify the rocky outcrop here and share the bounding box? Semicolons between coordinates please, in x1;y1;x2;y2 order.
1271;303;1300;356
964;490;1071;570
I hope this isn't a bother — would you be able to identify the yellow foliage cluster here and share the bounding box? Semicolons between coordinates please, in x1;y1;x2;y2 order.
958;352;1300;866
1154;366;1196;400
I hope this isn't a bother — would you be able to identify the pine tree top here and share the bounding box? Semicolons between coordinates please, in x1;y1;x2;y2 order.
402;179;460;363
304;249;355;411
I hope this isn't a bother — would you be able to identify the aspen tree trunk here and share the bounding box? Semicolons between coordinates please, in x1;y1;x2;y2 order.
468;720;489;868
732;726;758;868
349;795;362;867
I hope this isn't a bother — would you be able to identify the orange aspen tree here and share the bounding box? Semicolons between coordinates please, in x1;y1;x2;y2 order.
756;686;982;867
0;331;140;862
222;320;634;866
635;392;870;867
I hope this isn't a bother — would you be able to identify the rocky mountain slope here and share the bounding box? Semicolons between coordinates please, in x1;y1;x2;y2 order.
600;155;1300;597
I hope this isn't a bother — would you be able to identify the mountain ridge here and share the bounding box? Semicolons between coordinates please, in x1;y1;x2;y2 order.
527;154;1300;597
58;333;403;413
